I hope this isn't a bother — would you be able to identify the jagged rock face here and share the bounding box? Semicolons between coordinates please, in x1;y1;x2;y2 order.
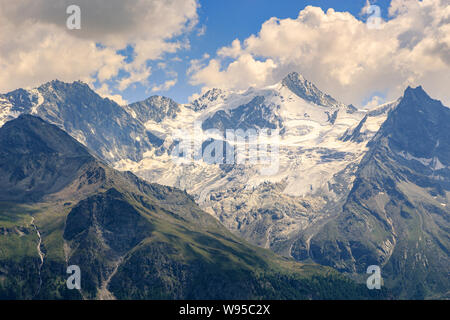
340;115;369;143
0;115;382;300
125;95;180;123
281;72;343;109
379;86;450;163
0;80;154;163
125;73;390;261
202;96;283;131
0;115;95;201
301;87;450;298
188;88;226;111
127;81;448;298
62;188;155;293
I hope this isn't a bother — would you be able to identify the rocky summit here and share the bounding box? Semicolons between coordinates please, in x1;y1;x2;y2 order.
0;115;384;300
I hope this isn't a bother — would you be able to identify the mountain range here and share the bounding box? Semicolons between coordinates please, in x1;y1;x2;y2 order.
0;72;448;299
0;115;384;299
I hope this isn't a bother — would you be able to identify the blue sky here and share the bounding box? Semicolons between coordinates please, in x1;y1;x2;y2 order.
118;0;392;104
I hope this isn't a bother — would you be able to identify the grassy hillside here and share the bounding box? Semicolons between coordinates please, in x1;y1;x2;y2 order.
0;116;389;300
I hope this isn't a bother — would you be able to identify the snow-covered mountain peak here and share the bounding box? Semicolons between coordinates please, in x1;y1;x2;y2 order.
0;80;157;162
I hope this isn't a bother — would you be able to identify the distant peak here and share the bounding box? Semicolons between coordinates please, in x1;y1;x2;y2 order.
199;88;224;98
281;71;342;108
41;79;66;87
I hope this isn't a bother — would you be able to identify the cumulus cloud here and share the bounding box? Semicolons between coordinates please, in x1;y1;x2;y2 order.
189;0;450;106
0;0;199;95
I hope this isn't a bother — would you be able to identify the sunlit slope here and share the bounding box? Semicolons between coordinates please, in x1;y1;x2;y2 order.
0;115;386;299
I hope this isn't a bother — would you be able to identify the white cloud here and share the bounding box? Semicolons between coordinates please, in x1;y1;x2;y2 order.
152;78;177;92
0;0;199;93
189;0;450;106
